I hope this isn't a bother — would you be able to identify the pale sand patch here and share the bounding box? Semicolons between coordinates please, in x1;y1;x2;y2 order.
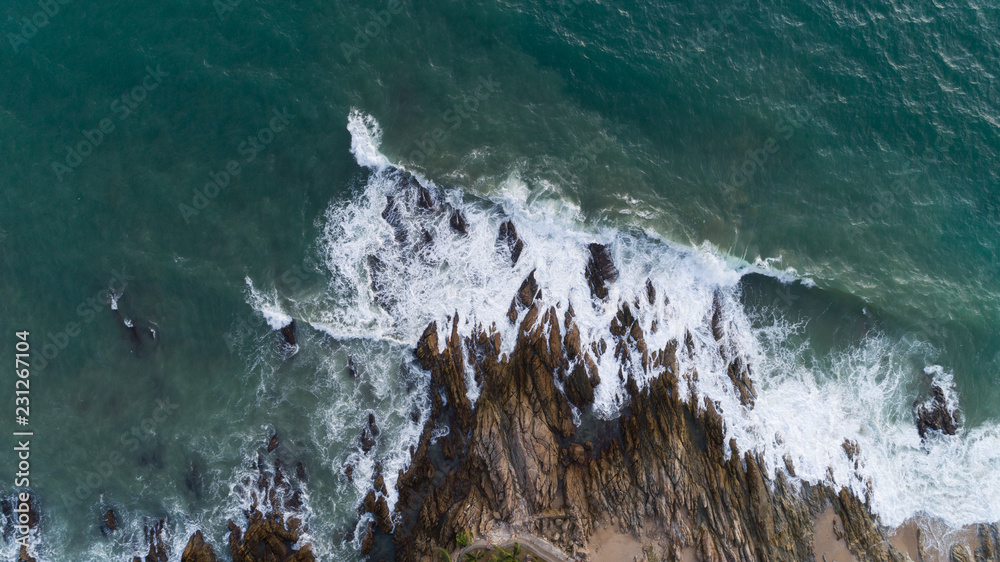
887;520;921;561
584;519;696;562
813;506;859;562
587;524;644;562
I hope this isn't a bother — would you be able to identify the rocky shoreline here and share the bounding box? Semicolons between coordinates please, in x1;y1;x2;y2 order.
7;168;999;562
354;169;998;562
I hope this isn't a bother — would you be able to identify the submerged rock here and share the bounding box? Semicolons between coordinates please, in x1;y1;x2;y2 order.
449;209;468;235
268;433;279;452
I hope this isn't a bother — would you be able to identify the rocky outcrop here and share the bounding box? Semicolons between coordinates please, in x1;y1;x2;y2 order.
914;384;959;438
133;519;169;562
584;243;618;300
228;509;313;562
180;531;217;562
386;268;914;562
169;447;313;562
102;508;118;534
496;220;525;265
279;321;296;347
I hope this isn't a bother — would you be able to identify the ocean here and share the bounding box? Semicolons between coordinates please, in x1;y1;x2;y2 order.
1;0;998;559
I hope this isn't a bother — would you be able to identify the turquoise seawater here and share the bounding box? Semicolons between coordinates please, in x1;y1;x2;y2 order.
1;0;998;559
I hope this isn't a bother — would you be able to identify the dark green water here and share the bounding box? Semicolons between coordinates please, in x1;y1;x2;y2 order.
1;0;998;558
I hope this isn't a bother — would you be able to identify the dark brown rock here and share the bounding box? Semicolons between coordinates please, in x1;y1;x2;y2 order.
279;321;296;347
449;209;468;235
564;363;595;409
103;508;117;532
496;220;525;265
585;243;618;300
914;385;959;439
386;275;903;562
268;434;279;452
181;530;217;562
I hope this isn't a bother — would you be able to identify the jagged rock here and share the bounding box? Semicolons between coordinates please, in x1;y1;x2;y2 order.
417;186;434;211
645;279;656;305
228;510;314;562
268;434;279;453
914;385;959;438
360;522;375;555
508;270;541;322
496;220;525;265
385;275;903;562
279;321;296;347
952;544;973;562
347;356;357;378
450;209;468;235
360;428;376;454
564;364;596;409
585;243;618;300
181;530;217;562
296;462;307;482
381;195;407;243
142;519;169;562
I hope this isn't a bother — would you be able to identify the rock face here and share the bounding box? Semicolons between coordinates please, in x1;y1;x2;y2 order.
181;531;217;562
386;269;915;562
914;384;959;438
